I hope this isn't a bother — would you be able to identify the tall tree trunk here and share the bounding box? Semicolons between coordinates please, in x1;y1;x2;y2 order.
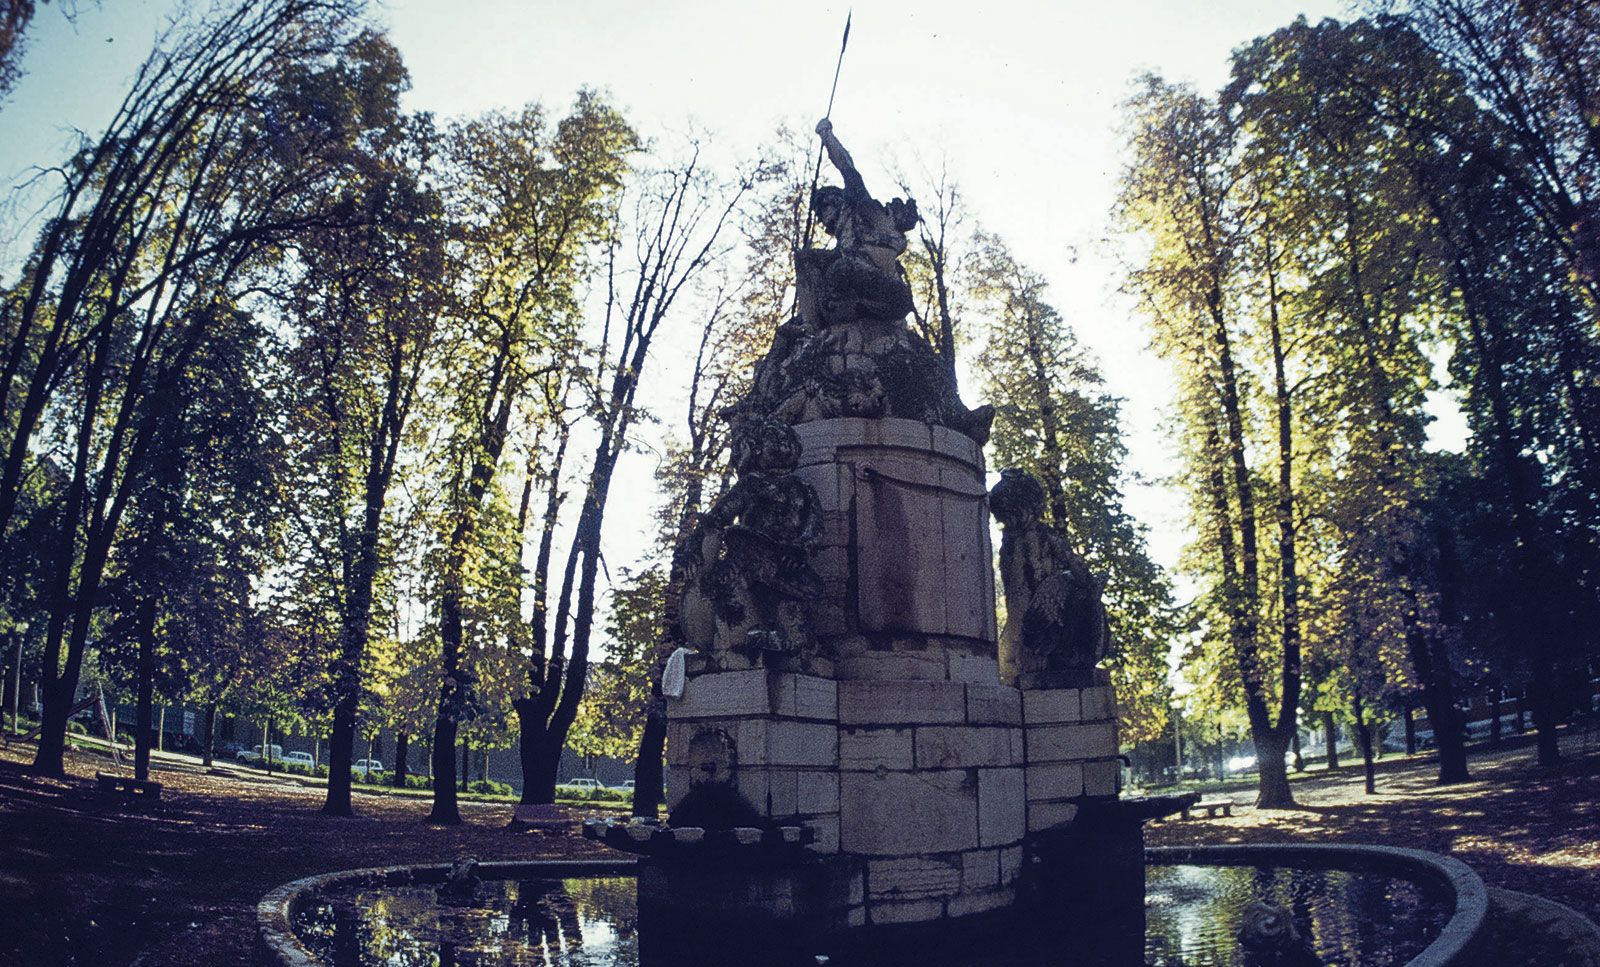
392;732;409;787
431;376;518;824
1423;531;1473;783
1323;711;1340;772
1455;264;1562;766
632;693;667;818
134;603;156;782
201;702;216;767
428;721;457;821
1353;699;1377;795
1254;730;1293;810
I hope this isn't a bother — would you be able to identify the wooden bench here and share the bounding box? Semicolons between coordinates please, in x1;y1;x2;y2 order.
1181;799;1233;820
96;772;162;805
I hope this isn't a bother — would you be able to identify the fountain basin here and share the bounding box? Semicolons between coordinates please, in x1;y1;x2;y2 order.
258;843;1487;966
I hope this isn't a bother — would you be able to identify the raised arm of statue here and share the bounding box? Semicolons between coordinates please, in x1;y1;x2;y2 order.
816;118;867;200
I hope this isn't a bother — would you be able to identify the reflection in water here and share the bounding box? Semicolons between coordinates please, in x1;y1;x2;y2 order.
1143;865;1451;966
296;878;641;966
293;866;1449;967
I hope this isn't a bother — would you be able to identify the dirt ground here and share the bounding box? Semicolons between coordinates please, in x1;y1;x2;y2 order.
1145;728;1600;926
3;729;1598;966
0;742;608;967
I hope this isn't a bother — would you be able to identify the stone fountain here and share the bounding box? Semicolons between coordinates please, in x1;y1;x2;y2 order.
584;118;1183;953
261;116;1494;967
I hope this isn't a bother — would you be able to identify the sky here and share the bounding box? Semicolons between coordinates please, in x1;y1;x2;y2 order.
4;0;1463;611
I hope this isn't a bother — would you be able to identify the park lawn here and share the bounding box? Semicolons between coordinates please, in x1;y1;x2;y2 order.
0;741;612;967
1145;729;1600;927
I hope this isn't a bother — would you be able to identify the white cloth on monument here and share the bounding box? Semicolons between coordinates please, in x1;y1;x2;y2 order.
661;647;694;699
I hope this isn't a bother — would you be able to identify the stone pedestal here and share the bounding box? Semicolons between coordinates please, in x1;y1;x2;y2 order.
655;418;1139;934
792;418;997;655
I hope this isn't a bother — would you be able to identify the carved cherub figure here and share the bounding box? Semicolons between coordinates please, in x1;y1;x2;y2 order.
988;469;1111;688
676;418;824;659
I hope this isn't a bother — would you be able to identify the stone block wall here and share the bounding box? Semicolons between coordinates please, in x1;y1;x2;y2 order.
836;678;1027;925
1021;680;1120;832
666;669;843;854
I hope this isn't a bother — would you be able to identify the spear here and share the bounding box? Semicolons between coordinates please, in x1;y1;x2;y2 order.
801;11;852;250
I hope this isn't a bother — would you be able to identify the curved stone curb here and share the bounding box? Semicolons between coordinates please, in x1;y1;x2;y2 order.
256;858;639;966
1486;887;1600;967
1147;843;1488;967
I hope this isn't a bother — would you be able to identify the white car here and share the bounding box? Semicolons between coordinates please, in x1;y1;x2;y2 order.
237;743;284;764
355;758;385;777
558;778;603;795
282;751;315;769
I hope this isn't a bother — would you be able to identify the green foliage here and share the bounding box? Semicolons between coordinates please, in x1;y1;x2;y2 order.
567;568;665;762
468;778;513;796
970;232;1178;743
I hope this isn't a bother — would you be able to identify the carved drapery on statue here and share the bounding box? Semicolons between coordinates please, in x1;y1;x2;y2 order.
676;418;824;663
728;120;993;444
988;469;1112;688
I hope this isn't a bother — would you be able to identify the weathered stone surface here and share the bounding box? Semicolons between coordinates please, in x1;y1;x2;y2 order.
1027;799;1079;833
915;727;1021;770
965;684;1023;725
940;489;993;641
948;653;1000;685
768;769;800;815
1083;758;1120;797
839;681;966;725
961;848;1001;891
978;767;1026;847
1000;845;1024;882
676;418;825;662
989;469;1111;687
840;769;978;856
797;770;840;813
839;727;913;770
1027;721;1118;762
837;651;947;682
665;722;691;766
792;675;839;720
737;770;767;813
767;721;837;767
866;855;962;900
1081;685;1116;721
1026;762;1085;801
823;866;866;909
930;424;984;465
666;768;688;811
673;669;773;718
1022;688;1082;725
807;813;841;853
869;898;946;925
855;464;951;636
733;719;768;766
947;886;1014;918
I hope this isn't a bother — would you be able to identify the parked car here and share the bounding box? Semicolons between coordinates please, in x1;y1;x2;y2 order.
617;780;635;792
557;777;604;797
282;751;315;769
354;759;385;778
236;743;284;764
